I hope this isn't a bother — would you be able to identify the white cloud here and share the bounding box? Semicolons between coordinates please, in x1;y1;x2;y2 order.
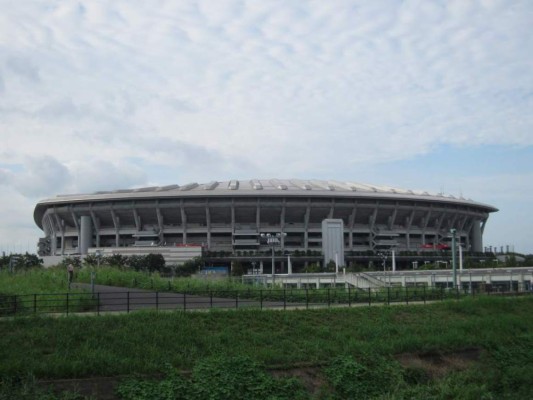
0;0;531;252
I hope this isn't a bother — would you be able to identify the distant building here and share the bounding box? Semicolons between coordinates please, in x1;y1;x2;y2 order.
34;179;497;267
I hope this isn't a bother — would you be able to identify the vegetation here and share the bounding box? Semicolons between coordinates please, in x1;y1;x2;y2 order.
0;296;532;398
0;374;92;400
0;267;72;295
117;357;306;400
1;258;533;398
0;253;43;271
0;267;94;315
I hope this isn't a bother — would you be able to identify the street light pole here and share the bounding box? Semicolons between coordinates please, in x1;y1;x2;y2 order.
271;245;275;281
92;249;102;298
450;229;457;289
260;232;286;286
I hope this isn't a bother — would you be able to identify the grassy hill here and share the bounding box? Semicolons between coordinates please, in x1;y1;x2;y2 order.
1;296;532;399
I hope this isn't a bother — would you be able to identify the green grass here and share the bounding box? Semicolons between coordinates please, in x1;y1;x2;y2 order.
1;296;532;398
74;266;463;305
2;268;532;398
0;296;531;377
0;268;93;315
76;266;251;292
0;267;72;295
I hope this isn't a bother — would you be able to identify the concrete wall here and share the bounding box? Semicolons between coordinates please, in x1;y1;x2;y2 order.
322;219;345;269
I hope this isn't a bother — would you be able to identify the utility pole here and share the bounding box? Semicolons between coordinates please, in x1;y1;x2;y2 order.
450;229;457;289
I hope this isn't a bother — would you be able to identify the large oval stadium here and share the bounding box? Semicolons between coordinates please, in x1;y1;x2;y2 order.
34;179;497;268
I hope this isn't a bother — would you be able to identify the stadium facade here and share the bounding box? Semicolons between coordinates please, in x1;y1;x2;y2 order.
34;179;497;266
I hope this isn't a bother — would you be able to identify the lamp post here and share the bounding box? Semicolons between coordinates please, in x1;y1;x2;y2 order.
377;251;387;273
92;249;102;297
450;229;457;289
260;232;286;284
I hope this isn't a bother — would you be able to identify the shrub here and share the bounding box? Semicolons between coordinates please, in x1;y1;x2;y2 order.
117;357;306;400
61;256;82;269
103;254;128;268
325;354;403;399
145;254;165;273
0;253;43;271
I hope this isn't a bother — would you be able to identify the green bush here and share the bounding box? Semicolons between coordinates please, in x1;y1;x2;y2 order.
0;253;43;271
0;374;89;400
117;356;306;400
117;364;190;400
324;354;403;399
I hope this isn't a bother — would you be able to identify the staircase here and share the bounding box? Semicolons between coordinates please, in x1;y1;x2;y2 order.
343;273;389;290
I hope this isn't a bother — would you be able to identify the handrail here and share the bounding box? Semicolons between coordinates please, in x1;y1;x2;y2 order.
1;286;528;317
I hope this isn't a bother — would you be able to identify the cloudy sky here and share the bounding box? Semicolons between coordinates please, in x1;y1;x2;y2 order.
0;0;532;254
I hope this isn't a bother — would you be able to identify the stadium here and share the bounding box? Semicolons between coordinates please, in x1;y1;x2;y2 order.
34;179;498;270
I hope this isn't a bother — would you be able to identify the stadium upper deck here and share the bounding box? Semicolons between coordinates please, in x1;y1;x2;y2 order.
34;179;497;257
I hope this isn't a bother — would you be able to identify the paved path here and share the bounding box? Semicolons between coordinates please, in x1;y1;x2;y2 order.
72;283;297;312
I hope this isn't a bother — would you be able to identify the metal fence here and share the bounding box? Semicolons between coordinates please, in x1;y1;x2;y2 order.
1;286;530;317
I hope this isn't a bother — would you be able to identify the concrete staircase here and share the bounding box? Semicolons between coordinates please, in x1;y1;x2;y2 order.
343;272;389;290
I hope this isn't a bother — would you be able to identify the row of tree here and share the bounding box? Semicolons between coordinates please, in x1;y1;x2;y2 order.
61;254;203;276
0;253;43;270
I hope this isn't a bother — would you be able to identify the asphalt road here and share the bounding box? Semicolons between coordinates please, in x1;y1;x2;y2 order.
72;283;296;312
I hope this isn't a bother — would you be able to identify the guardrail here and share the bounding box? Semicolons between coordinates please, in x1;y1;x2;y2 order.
1;286;530;317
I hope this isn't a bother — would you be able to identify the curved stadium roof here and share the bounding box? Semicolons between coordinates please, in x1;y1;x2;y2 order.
41;179;489;199
34;179;498;226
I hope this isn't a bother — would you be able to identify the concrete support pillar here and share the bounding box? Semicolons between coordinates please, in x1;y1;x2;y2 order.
47;215;57;256
90;210;100;248
60;219;65;255
392;250;396;272
180;202;187;244
304;202;310;250
280;201;286;249
80;216;92;255
111;209;120;247
471;220;483;252
518;273;525;292
459;245;463;271
206;207;211;249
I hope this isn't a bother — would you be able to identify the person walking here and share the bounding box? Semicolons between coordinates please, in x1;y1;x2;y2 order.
67;263;74;283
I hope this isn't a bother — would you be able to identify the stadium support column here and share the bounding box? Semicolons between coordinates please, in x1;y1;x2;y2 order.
47;215;57;256
90;209;100;248
156;205;164;244
54;213;65;255
206;205;211;249
280;200;286;249
304;201;310;250
348;202;357;251
80;216;92;255
180;201;187;245
471;219;483;252
322;219;345;268
111;208;120;247
405;209;415;250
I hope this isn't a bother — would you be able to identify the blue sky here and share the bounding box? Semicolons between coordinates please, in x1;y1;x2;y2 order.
0;0;532;254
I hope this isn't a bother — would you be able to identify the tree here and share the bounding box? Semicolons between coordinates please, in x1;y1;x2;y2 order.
104;254;128;268
1;253;44;270
61;256;82;268
303;263;321;273
83;254;99;267
145;253;166;273
127;255;146;271
506;254;517;268
175;257;203;277
231;261;247;276
325;260;336;272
